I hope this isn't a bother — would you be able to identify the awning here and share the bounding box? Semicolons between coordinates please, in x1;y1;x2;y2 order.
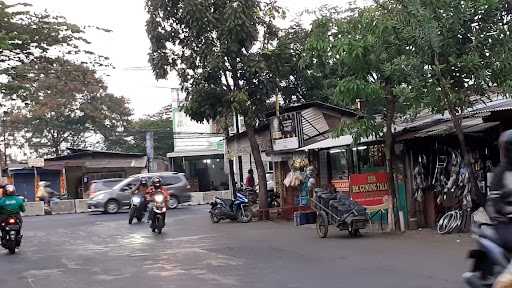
167;149;224;158
299;135;353;151
398;118;499;140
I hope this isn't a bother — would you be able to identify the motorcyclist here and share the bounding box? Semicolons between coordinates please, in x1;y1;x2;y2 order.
486;130;512;287
146;177;170;224
133;177;149;212
0;185;25;228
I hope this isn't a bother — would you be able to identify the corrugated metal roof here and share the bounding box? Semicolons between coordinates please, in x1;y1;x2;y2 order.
465;99;512;115
301;108;330;140
299;135;354;151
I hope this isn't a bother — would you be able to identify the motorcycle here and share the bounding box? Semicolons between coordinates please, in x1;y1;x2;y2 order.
128;194;145;224
268;190;281;208
150;191;166;234
463;224;510;287
209;191;253;224
1;216;22;255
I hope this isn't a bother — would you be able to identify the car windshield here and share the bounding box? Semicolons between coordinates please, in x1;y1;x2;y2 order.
92;180;121;192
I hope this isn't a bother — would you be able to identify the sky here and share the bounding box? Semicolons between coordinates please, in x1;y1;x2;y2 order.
12;0;359;118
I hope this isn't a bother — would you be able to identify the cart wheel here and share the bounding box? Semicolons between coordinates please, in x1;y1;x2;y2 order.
349;227;361;238
316;211;329;238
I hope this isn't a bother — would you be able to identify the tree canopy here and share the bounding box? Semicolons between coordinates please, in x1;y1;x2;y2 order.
146;0;288;212
5;57;132;157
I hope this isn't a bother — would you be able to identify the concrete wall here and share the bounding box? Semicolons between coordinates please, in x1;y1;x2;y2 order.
22;191;232;216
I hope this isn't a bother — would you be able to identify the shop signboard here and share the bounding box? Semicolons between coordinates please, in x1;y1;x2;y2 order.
271;112;301;151
349;172;390;208
331;179;350;193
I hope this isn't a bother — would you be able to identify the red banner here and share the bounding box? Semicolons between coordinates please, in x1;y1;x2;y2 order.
350;172;390;208
331;180;350;193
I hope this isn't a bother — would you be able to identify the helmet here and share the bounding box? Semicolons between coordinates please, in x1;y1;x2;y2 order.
4;185;16;196
499;130;512;165
140;177;148;187
151;177;162;188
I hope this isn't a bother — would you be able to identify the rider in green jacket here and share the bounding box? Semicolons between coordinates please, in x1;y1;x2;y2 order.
0;185;25;225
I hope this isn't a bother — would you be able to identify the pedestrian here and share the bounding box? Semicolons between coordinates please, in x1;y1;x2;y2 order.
245;169;255;188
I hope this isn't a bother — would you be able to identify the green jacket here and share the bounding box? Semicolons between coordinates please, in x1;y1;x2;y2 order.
0;195;26;215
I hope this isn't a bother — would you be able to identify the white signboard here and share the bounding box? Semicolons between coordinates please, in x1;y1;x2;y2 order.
272;137;299;151
28;158;45;168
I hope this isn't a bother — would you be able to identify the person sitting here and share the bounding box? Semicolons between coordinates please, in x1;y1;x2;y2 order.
0;185;25;227
146;177;170;224
245;169;255;189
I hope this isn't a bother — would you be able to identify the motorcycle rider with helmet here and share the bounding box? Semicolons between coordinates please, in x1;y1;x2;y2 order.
486;130;512;287
132;177;150;216
146;177;170;225
0;185;25;228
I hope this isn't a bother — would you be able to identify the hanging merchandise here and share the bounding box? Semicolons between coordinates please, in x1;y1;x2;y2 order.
413;155;427;202
298;166;315;206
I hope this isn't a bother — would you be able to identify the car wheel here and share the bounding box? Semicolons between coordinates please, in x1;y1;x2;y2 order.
168;196;179;210
105;200;120;214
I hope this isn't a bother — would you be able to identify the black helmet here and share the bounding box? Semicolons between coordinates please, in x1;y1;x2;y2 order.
140;177;148;186
4;185;16;196
499;130;512;165
151;177;162;188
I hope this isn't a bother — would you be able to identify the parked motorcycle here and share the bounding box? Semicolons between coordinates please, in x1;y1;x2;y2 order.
128;194;145;224
150;191;166;234
209;192;253;223
1;216;22;255
268;190;280;208
463;224;510;287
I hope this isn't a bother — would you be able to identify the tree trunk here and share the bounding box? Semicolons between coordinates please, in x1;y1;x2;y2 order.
224;127;236;197
447;107;484;210
384;88;399;231
246;125;269;220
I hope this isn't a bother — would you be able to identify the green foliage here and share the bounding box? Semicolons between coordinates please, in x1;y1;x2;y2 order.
0;1;109;105
108;109;174;157
304;4;423;139
146;0;285;127
5;57;132;157
399;0;512;113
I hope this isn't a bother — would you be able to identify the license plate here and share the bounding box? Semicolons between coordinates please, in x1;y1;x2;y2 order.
5;225;19;231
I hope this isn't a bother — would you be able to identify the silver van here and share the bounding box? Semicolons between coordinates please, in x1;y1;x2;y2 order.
87;172;191;214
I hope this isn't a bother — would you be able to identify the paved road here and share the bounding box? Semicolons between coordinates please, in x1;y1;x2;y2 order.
0;206;473;288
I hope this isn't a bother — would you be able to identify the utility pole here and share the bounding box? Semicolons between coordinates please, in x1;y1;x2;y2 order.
146;132;154;173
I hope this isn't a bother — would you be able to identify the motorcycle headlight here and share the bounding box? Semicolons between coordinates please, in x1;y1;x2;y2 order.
154;194;164;203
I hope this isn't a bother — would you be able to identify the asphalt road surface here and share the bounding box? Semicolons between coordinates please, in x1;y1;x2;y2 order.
0;206;473;288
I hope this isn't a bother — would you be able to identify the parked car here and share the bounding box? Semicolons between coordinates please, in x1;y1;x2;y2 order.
85;178;124;199
87;172;191;214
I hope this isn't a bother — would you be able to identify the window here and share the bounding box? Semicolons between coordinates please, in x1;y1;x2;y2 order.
329;149;349;180
267;162;274;172
161;175;182;186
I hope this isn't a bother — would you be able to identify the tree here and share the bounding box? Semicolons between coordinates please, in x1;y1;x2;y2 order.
0;1;108;100
400;0;512;207
266;22;330;105
107;108;174;157
5;57;132;157
146;0;285;216
304;4;422;228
